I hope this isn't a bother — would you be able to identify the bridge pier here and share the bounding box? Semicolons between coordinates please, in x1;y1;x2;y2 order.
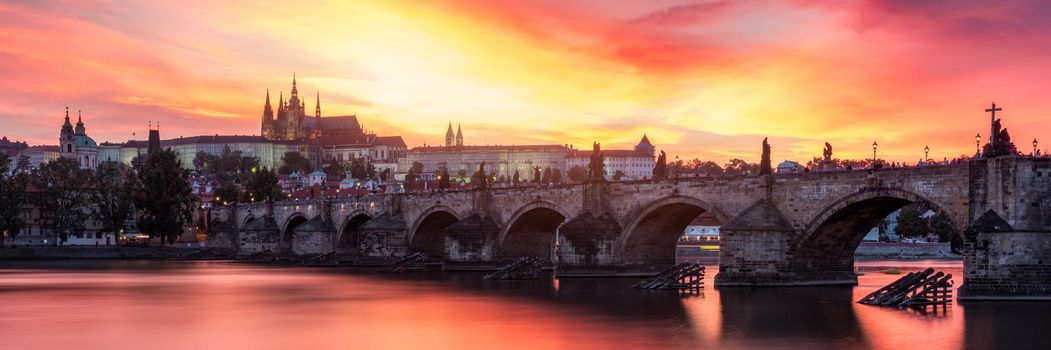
292;216;335;255
442;213;500;269
555;212;623;276
239;216;281;255
358;214;410;258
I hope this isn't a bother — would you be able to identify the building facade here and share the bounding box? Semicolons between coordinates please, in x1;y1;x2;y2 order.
565;135;656;180
58;108;99;170
400;124;569;182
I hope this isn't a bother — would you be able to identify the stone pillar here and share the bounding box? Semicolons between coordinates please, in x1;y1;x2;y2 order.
207;220;239;253
555;212;621;276
959;157;1051;300
357;214;409;258
715;199;803;286
442;213;499;269
238;216;280;255
292;216;336;256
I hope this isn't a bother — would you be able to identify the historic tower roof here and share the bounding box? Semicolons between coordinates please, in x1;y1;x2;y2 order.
455;124;463;146
60;106;74;138
445;122;455;147
74;110;85;135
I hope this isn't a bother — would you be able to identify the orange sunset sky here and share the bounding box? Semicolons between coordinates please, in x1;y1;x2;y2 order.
1;0;1049;163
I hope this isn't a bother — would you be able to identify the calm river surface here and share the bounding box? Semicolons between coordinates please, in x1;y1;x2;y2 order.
0;259;1045;350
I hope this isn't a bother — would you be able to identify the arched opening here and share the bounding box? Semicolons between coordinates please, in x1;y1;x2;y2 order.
498;207;566;262
619;199;722;266
282;215;308;243
410;210;458;257
794;193;961;275
242;216;256;227
338;213;372;251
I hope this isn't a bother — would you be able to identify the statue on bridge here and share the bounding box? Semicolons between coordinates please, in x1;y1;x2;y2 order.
473;161;489;190
982;104;1017;157
587;142;606;183
823;142;833;162
759;138;772;175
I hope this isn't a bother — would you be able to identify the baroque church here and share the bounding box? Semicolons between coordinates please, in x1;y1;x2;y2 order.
59;107;99;170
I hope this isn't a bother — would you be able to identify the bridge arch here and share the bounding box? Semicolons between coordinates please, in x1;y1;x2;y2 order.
281;212;309;244
409;205;461;257
337;211;373;251
793;188;963;273
496;201;570;262
617;195;727;266
242;215;256;227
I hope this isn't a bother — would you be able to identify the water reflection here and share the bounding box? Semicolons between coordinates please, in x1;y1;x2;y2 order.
0;260;1040;349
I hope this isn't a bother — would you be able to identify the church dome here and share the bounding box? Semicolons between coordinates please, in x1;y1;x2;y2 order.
75;134;97;148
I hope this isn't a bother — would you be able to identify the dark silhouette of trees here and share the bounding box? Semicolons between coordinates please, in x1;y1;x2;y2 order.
0;154;27;245
567;165;587;183
278;151;312;175
90;161;136;245
246;167;282;202
405;161;424;183
31;158;90;245
135;149;196;245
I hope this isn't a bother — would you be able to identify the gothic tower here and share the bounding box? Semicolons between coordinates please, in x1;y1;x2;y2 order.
284;73;304;140
261;89;275;139
445;122;455;147
455;124;463;146
314;90;322;140
276;91;286;139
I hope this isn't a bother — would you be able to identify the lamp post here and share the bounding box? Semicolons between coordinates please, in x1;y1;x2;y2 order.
924;145;930;163
872;141;878;170
975;133;981;155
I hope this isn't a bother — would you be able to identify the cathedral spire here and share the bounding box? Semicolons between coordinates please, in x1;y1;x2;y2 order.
445;122;455;147
455;124;463;146
315;90;321;118
264;89;272;112
290;72;298;97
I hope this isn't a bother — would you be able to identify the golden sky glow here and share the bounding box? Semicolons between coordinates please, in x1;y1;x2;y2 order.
2;0;1050;163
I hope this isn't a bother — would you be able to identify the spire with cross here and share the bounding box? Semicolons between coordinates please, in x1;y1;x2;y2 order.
986;102;1002;145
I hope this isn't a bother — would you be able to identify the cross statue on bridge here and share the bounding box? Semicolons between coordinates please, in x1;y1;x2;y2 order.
986;102;1002;145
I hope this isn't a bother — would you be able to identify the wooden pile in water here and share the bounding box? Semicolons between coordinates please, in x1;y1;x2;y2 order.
388;252;429;272
484;257;544;280
632;263;705;292
857;267;953;308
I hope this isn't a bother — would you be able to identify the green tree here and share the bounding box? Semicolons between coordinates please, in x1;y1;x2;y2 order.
135;149;196;245
405;161;424;183
192;151;219;172
278;151;312;175
31;158;91;245
893;204;928;238
323;158;346;180
90;161;137;246
437;165;451;190
246;167;282;202
0;154;28;245
567;166;587;183
213;181;241;205
723;158;758;176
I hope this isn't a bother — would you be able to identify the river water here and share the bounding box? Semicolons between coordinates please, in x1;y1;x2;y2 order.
0;260;1044;349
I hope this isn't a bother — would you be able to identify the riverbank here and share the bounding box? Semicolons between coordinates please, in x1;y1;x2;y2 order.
0;246;232;260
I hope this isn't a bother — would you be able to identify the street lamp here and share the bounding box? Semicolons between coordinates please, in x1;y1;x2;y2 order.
924;145;930;163
975;133;981;155
872;141;878;170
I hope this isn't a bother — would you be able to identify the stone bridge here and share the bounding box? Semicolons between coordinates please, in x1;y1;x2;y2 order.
210;156;1051;300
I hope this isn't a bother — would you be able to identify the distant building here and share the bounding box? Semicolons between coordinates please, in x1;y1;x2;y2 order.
566;135;656;180
0;136;28;158
777;160;804;174
18;146;60;168
58;108;99;170
400;124;569;182
681;211;721;242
